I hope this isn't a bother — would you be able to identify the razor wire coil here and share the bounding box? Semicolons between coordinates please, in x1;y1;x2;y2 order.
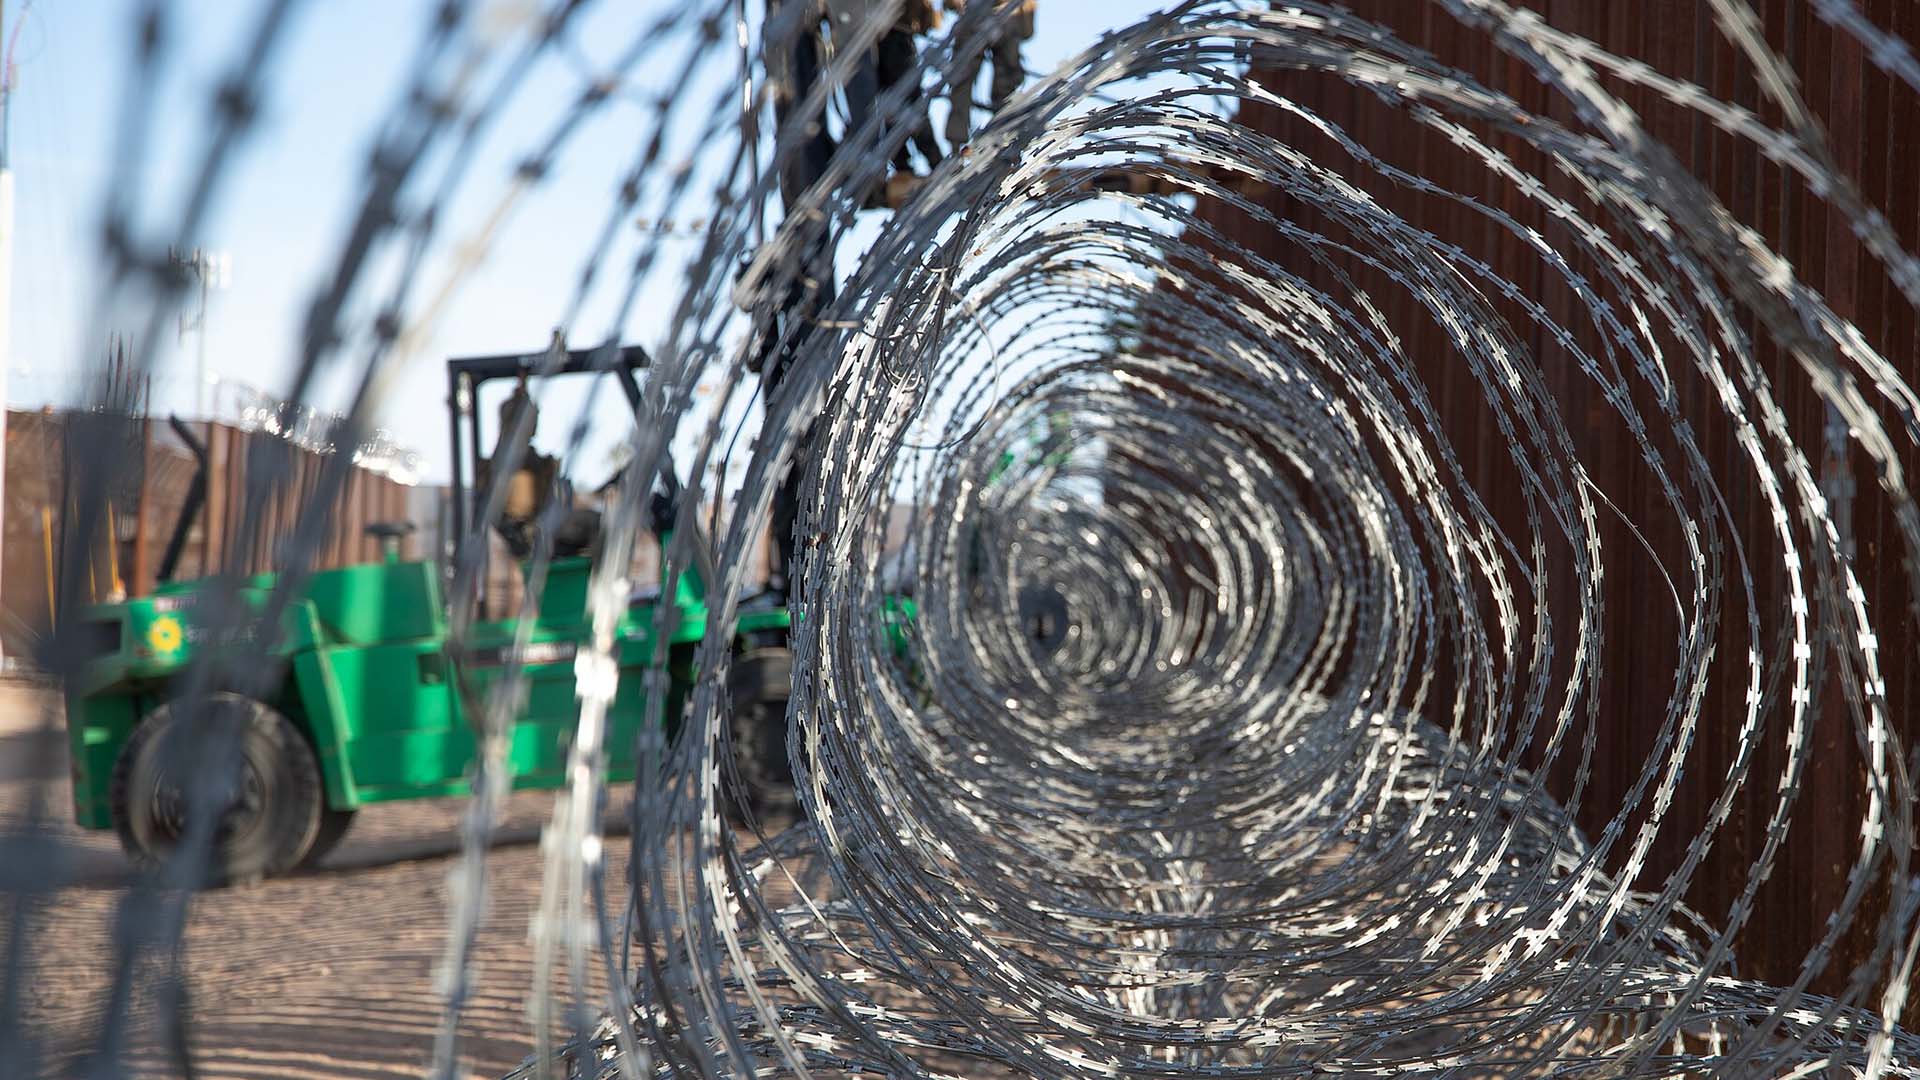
5;1;1920;1078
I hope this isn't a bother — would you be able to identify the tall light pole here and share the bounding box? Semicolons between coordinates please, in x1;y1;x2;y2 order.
0;0;20;665
174;247;231;418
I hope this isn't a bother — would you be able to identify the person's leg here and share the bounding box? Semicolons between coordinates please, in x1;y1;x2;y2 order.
771;0;839;206
843;49;890;205
877;29;943;172
988;30;1024;109
770;424;812;597
842;55;879;146
909;102;945;172
945;45;983;151
765;0;842;603
761;225;836;602
875;30;913;172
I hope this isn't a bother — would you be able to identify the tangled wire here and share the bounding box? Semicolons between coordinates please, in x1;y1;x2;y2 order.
17;0;1920;1076
604;1;1920;1076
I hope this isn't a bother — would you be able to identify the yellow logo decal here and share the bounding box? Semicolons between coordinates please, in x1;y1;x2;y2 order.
147;615;185;654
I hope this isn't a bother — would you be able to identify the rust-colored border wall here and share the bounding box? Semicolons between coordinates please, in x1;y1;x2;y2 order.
1192;1;1917;1020
2;410;414;654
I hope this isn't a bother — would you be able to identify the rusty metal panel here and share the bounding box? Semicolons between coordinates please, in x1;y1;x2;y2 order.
1205;0;1920;1021
2;413;418;655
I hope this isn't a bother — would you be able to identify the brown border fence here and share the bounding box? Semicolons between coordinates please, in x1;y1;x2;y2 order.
2;409;417;659
1184;0;1917;1023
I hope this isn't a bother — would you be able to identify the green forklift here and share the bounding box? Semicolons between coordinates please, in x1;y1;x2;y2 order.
62;345;904;883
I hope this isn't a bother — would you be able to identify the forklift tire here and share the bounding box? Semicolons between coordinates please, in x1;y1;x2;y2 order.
726;647;796;822
109;693;326;886
300;807;358;870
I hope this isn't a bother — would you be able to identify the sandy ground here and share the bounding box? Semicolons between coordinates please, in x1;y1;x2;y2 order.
0;678;625;1079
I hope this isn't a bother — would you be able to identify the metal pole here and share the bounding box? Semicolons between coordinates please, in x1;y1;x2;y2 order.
0;0;14;665
195;253;210;417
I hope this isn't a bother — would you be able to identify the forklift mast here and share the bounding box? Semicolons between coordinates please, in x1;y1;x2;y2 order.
444;343;654;554
445;342;721;618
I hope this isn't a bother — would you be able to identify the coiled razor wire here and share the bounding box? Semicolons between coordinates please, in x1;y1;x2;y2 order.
6;0;1920;1077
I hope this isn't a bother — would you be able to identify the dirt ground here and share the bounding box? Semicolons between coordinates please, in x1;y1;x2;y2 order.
0;678;625;1079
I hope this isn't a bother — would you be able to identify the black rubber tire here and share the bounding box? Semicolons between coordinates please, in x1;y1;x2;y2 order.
300;807;357;869
726;647;795;823
109;693;325;886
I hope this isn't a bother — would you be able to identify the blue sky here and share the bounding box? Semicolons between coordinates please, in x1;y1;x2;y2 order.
4;0;1178;485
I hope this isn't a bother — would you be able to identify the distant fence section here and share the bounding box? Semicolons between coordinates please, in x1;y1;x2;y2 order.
1;409;422;659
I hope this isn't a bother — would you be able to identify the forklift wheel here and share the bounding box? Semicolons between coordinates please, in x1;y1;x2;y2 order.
726;647;796;822
300;807;358;870
109;693;326;886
